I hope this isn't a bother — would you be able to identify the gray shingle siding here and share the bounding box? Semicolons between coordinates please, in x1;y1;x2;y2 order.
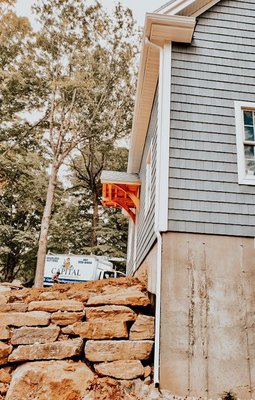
135;88;158;269
169;0;255;235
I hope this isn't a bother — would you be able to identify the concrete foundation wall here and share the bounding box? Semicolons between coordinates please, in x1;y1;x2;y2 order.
160;232;255;399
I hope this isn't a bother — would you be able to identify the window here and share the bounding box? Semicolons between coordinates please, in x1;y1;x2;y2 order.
144;145;152;213
235;101;255;184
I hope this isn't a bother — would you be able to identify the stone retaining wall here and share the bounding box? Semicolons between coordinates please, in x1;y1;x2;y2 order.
0;278;155;400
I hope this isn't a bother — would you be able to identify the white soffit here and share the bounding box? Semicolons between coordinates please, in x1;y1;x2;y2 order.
127;14;195;173
155;0;221;17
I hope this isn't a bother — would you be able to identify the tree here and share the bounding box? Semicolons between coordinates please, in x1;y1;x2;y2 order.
0;147;48;282
70;145;129;250
48;146;129;258
31;0;137;287
0;0;45;137
0;1;49;282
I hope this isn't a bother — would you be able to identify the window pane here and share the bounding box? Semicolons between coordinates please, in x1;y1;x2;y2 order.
243;110;253;125
245;158;255;175
244;126;254;141
245;144;255;175
244;145;255;157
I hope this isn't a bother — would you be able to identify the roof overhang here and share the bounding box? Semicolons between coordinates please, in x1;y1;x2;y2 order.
155;0;221;17
127;13;196;173
101;171;141;223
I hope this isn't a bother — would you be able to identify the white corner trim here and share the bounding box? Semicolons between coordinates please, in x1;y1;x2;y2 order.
155;43;172;232
235;101;255;185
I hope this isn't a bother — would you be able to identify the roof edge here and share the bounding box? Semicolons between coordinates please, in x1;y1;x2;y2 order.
127;13;196;174
155;0;221;17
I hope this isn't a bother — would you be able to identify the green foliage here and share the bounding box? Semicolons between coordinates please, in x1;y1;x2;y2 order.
0;0;138;283
29;0;138;165
0;147;49;281
48;146;129;258
48;199;92;255
31;0;137;283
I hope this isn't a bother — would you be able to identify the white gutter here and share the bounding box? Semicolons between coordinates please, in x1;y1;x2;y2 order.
146;38;172;387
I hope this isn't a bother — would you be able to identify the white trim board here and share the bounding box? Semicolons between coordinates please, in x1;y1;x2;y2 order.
155;0;221;17
235;101;255;186
155;43;172;232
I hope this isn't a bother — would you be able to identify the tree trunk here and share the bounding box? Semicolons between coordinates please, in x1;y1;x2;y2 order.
34;163;59;288
91;190;99;250
4;252;19;282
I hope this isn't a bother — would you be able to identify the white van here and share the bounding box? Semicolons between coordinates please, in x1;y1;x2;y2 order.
43;254;115;286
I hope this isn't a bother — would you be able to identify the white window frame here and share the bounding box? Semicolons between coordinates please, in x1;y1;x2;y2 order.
144;144;152;214
235;101;255;185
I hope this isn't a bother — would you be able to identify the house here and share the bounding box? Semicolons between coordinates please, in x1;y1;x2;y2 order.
101;0;255;398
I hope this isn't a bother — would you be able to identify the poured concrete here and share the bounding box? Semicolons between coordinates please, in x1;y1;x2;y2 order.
160;232;255;399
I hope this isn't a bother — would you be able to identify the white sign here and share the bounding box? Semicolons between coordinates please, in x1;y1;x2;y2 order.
44;254;103;285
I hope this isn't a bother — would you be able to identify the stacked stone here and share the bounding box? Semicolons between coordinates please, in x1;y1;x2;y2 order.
0;282;154;399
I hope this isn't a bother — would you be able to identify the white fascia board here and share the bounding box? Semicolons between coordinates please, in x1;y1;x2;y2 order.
155;0;221;17
127;14;195;174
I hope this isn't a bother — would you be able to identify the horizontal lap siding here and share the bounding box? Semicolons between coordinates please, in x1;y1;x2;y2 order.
169;0;255;236
135;89;158;269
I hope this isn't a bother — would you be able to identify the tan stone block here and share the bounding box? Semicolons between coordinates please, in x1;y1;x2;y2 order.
85;305;137;322
0;303;27;313
72;321;128;339
39;291;63;301
0;287;11;295
144;365;152;378
0;326;10;340
8;339;83;362
67;291;90;302
51;312;83;325
85;340;153;362
57;334;69;341
0;342;12;362
0;312;50;327
129;315;155;340
0;357;8;366
102;282;145;294
0;296;7;304
94;360;144;380
11;325;60;345
0;368;12;383
28;300;84;312
87;287;150;307
61;325;75;335
0;382;8;395
5;361;94;400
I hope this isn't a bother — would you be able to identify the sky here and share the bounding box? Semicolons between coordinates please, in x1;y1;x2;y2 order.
15;0;166;27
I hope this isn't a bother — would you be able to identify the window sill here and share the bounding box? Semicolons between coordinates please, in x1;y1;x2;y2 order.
238;175;255;185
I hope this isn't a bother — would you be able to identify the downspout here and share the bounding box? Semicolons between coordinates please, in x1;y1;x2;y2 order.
145;37;172;388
